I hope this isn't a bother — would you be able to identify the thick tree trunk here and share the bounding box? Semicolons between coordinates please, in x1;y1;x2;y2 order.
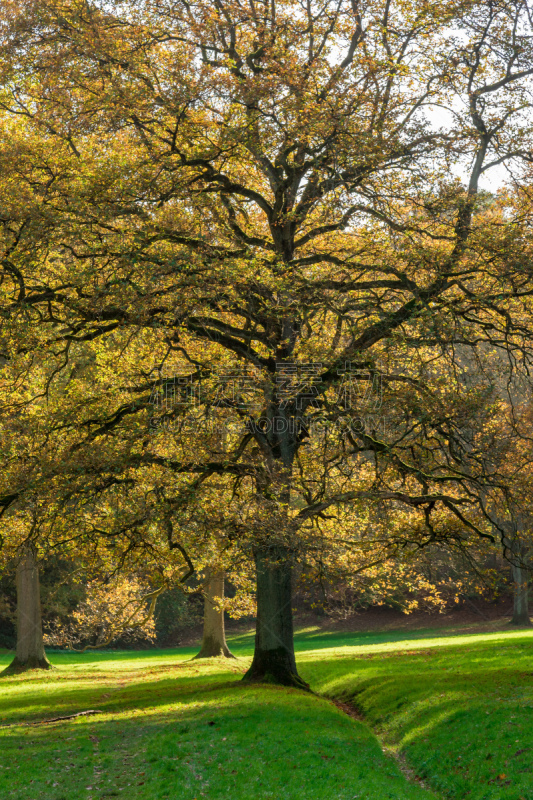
243;546;308;689
4;546;51;673
194;569;235;658
511;563;531;626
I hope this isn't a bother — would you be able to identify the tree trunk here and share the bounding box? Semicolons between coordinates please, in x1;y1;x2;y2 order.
243;546;308;689
194;569;235;658
4;545;51;673
511;562;531;626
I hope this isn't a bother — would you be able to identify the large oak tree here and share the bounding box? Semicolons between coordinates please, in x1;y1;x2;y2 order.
1;0;533;685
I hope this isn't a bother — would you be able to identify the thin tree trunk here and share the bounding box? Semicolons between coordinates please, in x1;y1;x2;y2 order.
4;545;51;674
511;563;531;626
194;569;235;658
243;545;308;689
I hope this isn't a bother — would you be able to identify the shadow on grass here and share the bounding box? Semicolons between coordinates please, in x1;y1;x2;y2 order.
302;633;533;800
0;663;248;725
0;679;435;800
228;625;464;653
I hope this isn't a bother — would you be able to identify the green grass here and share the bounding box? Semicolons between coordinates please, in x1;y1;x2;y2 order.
0;625;532;799
0;642;434;800
299;628;533;800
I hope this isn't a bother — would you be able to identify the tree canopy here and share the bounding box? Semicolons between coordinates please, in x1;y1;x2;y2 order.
1;0;533;684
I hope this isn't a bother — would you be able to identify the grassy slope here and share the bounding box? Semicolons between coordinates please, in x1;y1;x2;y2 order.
0;643;434;800
0;625;532;799
299;628;533;800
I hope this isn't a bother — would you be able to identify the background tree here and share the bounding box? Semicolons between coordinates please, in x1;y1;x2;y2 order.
194;567;235;659
4;543;51;673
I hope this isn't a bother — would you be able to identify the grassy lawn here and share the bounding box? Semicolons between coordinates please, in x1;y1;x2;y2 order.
300;627;533;800
0;625;531;799
0;640;434;800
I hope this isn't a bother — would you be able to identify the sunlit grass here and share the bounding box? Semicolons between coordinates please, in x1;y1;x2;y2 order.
1;624;532;798
0;640;434;800
301;628;533;799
